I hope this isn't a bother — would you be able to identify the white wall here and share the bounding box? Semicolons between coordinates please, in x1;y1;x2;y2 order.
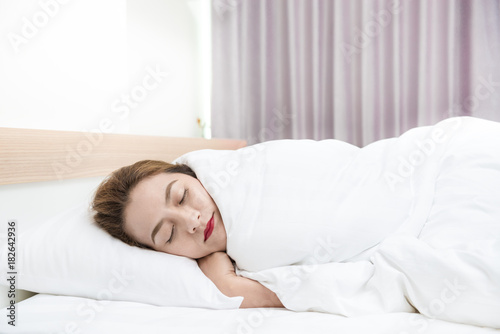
0;0;211;308
126;0;211;138
0;0;211;137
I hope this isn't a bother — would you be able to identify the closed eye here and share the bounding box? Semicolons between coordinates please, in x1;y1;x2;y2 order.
166;225;175;244
179;189;188;205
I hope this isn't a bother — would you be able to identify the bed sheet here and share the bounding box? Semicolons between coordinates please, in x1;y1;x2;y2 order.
1;294;497;334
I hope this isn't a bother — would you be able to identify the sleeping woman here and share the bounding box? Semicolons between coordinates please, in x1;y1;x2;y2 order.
92;160;283;308
91;117;500;328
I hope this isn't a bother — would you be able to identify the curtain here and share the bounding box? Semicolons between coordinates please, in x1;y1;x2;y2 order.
211;0;500;146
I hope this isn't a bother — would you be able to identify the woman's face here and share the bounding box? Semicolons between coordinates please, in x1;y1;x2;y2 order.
124;172;227;259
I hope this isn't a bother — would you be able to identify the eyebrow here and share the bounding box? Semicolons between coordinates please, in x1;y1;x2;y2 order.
150;179;178;244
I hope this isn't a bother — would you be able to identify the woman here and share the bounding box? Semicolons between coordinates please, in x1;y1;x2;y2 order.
92;160;283;308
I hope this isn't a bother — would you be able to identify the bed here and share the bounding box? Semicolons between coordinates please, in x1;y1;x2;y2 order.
0;124;499;334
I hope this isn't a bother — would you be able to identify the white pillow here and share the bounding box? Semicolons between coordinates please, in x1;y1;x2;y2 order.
0;203;242;309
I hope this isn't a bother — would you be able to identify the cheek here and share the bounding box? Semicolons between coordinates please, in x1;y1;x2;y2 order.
190;189;209;207
192;181;210;199
176;238;204;258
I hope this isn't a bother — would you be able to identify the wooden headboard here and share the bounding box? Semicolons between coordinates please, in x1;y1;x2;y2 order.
0;127;246;185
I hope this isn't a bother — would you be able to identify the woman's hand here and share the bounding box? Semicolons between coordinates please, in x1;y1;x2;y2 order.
197;252;237;290
197;252;284;309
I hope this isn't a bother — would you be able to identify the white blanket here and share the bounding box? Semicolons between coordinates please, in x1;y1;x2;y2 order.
175;117;500;328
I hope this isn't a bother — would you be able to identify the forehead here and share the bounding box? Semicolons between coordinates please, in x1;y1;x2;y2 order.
131;172;194;197
134;172;174;193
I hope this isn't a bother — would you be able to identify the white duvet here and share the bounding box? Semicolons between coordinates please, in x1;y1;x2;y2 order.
175;117;500;328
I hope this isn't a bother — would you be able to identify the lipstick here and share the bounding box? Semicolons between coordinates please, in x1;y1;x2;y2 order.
204;213;215;241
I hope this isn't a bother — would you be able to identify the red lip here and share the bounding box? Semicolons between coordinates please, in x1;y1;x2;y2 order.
204;214;215;242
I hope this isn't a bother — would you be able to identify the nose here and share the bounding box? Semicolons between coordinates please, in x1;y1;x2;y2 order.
186;210;201;234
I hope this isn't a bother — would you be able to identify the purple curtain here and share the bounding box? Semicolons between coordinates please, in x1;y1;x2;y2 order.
211;0;500;146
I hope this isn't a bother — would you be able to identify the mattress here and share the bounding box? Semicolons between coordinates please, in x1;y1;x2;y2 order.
1;294;498;334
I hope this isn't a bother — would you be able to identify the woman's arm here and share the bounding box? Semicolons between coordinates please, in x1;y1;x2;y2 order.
197;252;284;308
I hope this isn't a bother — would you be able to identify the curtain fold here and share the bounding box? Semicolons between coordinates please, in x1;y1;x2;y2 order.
212;0;500;146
